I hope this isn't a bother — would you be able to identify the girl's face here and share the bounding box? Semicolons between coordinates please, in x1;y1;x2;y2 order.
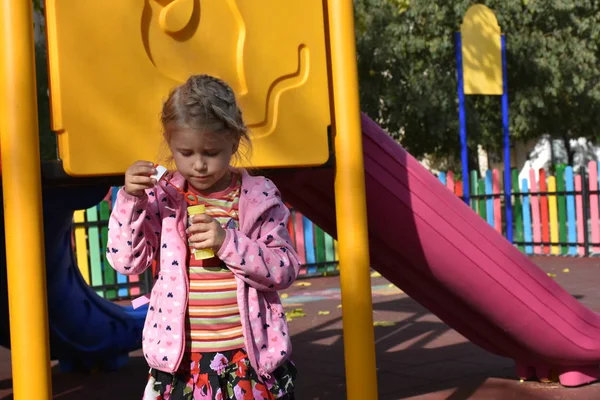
167;127;238;193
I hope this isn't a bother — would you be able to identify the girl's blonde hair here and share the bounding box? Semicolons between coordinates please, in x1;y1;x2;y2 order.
159;75;251;166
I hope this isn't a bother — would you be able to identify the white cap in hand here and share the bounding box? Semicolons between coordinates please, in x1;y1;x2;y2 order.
152;165;168;182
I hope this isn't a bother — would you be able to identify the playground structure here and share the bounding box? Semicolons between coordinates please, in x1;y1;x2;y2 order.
5;2;600;400
1;1;378;399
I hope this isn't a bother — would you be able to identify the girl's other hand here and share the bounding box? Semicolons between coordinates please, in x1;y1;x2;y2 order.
124;161;156;197
187;214;227;252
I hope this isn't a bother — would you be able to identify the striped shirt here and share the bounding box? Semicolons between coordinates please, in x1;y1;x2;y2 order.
185;175;244;352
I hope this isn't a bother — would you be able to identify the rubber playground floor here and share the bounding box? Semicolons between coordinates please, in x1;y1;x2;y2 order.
3;256;600;399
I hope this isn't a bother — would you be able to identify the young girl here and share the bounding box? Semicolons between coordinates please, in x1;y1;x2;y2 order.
107;75;299;399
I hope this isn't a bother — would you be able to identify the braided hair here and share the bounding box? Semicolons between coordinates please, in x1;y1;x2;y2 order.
161;75;251;160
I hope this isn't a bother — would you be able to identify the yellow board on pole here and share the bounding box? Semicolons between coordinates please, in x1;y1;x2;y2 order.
45;0;331;176
460;4;503;95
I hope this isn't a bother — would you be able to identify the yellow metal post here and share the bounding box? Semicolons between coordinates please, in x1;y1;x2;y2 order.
0;1;52;399
327;1;378;398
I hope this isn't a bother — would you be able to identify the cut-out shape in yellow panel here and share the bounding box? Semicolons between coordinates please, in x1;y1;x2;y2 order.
45;0;331;176
460;4;503;95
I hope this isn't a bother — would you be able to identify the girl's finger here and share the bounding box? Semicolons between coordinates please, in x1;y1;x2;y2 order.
193;238;213;250
133;160;154;167
187;223;212;234
129;175;156;185
128;182;154;190
131;163;156;176
191;214;212;224
189;232;210;245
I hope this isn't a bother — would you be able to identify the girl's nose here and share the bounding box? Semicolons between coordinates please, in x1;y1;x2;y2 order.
193;156;206;172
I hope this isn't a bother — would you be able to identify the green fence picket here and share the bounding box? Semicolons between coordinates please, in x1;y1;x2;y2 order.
470;170;478;212
478;178;486;220
314;225;326;274
99;201;116;299
511;169;523;251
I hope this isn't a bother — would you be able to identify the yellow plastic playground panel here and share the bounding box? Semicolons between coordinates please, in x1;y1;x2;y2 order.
460;4;503;95
45;0;331;176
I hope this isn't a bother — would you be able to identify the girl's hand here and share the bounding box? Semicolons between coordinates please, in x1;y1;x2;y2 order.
124;161;156;197
187;214;227;252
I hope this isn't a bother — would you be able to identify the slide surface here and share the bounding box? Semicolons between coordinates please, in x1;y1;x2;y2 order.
269;114;600;387
0;185;147;371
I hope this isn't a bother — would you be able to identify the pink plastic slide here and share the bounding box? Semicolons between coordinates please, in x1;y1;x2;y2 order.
270;114;600;387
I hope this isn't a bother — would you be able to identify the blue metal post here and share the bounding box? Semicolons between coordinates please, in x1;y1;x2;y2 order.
501;34;513;243
455;32;470;205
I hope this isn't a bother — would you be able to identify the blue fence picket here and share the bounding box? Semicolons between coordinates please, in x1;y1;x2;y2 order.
302;215;317;274
485;169;494;227
438;171;447;186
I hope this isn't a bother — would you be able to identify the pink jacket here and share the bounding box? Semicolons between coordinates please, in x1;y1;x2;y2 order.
106;169;300;377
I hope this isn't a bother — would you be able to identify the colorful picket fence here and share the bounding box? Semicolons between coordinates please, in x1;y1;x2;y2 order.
287;208;340;276
72;188;339;300
72;195;151;300
438;161;600;257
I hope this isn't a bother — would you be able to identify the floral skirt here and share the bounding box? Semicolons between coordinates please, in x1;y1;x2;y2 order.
142;349;297;400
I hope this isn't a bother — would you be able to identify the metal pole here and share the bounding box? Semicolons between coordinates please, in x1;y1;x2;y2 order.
0;1;52;398
501;34;513;243
327;1;378;398
455;32;470;205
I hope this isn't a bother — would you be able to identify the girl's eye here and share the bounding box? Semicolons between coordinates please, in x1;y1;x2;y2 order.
180;151;193;157
205;151;219;157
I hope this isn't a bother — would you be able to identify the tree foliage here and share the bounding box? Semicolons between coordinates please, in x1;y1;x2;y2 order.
355;0;600;167
31;1;55;160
